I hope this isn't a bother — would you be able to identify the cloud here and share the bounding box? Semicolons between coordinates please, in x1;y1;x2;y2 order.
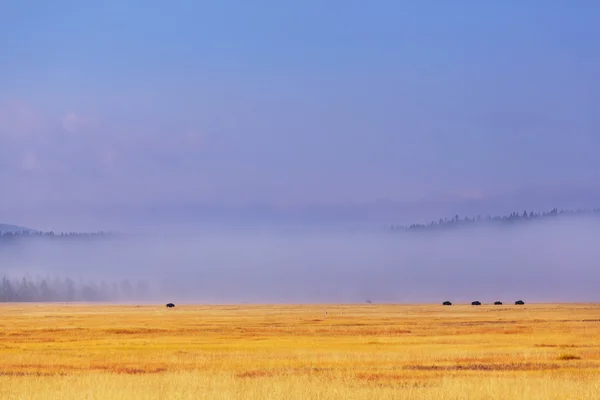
99;149;119;170
0;100;219;210
0;100;48;138
18;150;38;172
61;111;88;134
0;102;76;174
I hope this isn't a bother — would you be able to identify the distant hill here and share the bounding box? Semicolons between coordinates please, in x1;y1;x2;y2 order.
390;207;600;232
0;223;34;233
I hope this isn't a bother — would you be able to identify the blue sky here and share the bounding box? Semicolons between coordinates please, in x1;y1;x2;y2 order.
1;1;600;229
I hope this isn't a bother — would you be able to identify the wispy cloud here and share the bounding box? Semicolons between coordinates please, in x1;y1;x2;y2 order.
17;149;38;172
61;111;88;134
0;100;50;138
0;100;217;210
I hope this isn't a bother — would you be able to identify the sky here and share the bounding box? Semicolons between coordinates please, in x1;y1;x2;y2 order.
1;1;600;231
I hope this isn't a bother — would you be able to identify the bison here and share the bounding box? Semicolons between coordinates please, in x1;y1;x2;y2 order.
494;301;503;305
166;303;175;308
442;301;452;306
471;301;481;306
515;300;525;305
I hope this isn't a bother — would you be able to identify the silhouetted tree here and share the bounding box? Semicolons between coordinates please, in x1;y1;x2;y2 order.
39;279;55;301
0;275;152;303
100;281;110;301
65;278;76;302
1;277;15;301
120;279;132;299
136;280;150;300
81;282;103;301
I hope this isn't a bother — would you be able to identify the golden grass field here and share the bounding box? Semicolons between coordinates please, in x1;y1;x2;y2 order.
1;303;599;399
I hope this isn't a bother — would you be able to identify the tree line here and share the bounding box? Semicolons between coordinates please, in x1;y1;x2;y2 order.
0;275;150;302
0;231;112;242
390;207;600;232
2;207;599;241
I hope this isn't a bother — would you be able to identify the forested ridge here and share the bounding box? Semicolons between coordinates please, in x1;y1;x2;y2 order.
390;207;600;231
0;231;112;242
2;208;599;241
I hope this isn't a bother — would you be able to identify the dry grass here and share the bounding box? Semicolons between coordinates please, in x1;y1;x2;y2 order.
1;303;599;399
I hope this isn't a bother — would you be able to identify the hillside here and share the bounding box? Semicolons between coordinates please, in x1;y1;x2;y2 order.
390;207;600;232
0;223;33;233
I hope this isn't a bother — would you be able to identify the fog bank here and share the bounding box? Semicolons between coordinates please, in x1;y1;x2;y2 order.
1;217;599;303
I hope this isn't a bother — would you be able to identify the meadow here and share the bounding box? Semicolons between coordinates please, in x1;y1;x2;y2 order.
0;303;599;399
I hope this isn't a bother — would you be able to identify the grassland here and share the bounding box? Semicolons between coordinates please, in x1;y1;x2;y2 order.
0;303;599;399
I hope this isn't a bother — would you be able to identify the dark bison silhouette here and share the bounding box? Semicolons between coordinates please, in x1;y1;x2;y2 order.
166;303;175;308
471;301;481;306
515;300;525;305
442;301;452;306
494;301;503;305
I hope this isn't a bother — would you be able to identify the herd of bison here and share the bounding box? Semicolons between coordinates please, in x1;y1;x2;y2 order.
164;300;526;308
443;300;525;306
